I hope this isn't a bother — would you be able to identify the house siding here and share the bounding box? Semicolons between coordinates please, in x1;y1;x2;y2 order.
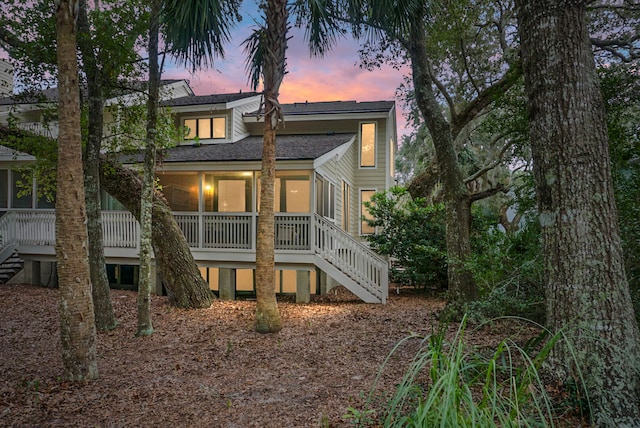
232;100;261;141
353;119;388;193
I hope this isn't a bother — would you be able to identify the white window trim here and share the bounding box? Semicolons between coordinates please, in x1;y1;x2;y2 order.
341;179;353;233
315;173;337;222
359;187;377;236
358;121;377;169
183;115;228;141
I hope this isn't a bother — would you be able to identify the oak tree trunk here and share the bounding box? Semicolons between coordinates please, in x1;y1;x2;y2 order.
255;0;288;333
54;0;98;380
516;1;640;425
77;0;117;331
136;0;161;337
100;157;213;309
407;16;477;308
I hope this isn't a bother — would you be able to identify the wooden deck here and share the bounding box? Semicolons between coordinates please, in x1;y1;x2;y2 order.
0;210;388;303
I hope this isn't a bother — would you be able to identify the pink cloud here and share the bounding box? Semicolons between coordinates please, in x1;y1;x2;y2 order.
162;27;412;137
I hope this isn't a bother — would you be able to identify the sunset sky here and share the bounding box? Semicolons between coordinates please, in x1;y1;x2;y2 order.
161;4;412;137
0;2;413;137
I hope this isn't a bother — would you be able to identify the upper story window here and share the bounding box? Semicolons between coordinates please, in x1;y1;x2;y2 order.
360;122;376;168
184;116;226;140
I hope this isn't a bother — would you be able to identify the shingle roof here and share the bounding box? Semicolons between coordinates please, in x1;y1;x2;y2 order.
0;79;184;105
245;100;395;117
162;92;261;107
122;133;354;164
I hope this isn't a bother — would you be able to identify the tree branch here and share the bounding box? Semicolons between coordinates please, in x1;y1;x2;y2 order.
464;134;513;183
470;183;508;203
0;25;22;52
451;59;522;138
591;36;639;62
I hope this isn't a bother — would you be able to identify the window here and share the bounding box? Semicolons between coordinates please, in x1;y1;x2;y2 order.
184;116;226;140
204;172;253;212
360;189;376;235
101;191;126;211
360;122;376;167
0;170;7;209
277;174;310;213
342;181;351;231
315;174;335;219
257;171;311;213
157;173;199;211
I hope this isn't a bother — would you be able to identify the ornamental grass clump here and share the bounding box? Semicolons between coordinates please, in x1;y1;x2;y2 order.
351;318;562;427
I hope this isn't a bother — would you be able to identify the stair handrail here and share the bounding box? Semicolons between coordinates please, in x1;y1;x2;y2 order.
0;212;17;264
313;213;388;302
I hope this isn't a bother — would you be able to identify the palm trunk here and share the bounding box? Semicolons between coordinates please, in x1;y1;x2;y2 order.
54;0;98;381
100;157;213;309
255;0;288;333
77;0;117;331
407;16;477;309
516;1;640;425
136;0;161;337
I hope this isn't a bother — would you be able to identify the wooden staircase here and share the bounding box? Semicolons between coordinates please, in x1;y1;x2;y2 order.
313;214;388;303
0;252;23;284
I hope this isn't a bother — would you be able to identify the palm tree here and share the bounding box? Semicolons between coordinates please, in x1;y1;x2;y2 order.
244;0;341;333
54;0;98;380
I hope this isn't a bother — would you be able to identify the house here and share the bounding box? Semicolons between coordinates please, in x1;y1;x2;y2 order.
0;61;395;303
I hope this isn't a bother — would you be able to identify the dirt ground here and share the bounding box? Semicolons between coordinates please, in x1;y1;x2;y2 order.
0;283;541;427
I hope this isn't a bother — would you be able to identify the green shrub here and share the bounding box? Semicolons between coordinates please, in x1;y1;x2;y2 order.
364;187;448;291
466;219;545;323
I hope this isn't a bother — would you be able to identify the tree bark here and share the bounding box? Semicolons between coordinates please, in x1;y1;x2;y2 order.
54;0;98;381
407;16;477;308
515;1;640;426
136;0;161;337
255;0;287;333
77;0;117;332
100;157;214;309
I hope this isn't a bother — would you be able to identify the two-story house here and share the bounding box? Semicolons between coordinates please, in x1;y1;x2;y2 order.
0;62;395;303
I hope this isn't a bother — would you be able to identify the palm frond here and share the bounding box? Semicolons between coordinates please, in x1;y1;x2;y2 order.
242;25;267;91
162;0;242;71
291;0;344;57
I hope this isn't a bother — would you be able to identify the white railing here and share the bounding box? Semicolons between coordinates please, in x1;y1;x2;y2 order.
0;212;17;264
102;211;139;248
275;214;311;250
313;214;388;302
13;210;56;246
203;214;253;249
17;122;58;139
1;210;388;302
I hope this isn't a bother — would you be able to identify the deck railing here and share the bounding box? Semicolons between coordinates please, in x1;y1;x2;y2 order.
2;210;387;301
0;212;18;264
313;214;388;302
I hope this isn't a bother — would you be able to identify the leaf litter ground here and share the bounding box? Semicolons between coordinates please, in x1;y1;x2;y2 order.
1;283;548;427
